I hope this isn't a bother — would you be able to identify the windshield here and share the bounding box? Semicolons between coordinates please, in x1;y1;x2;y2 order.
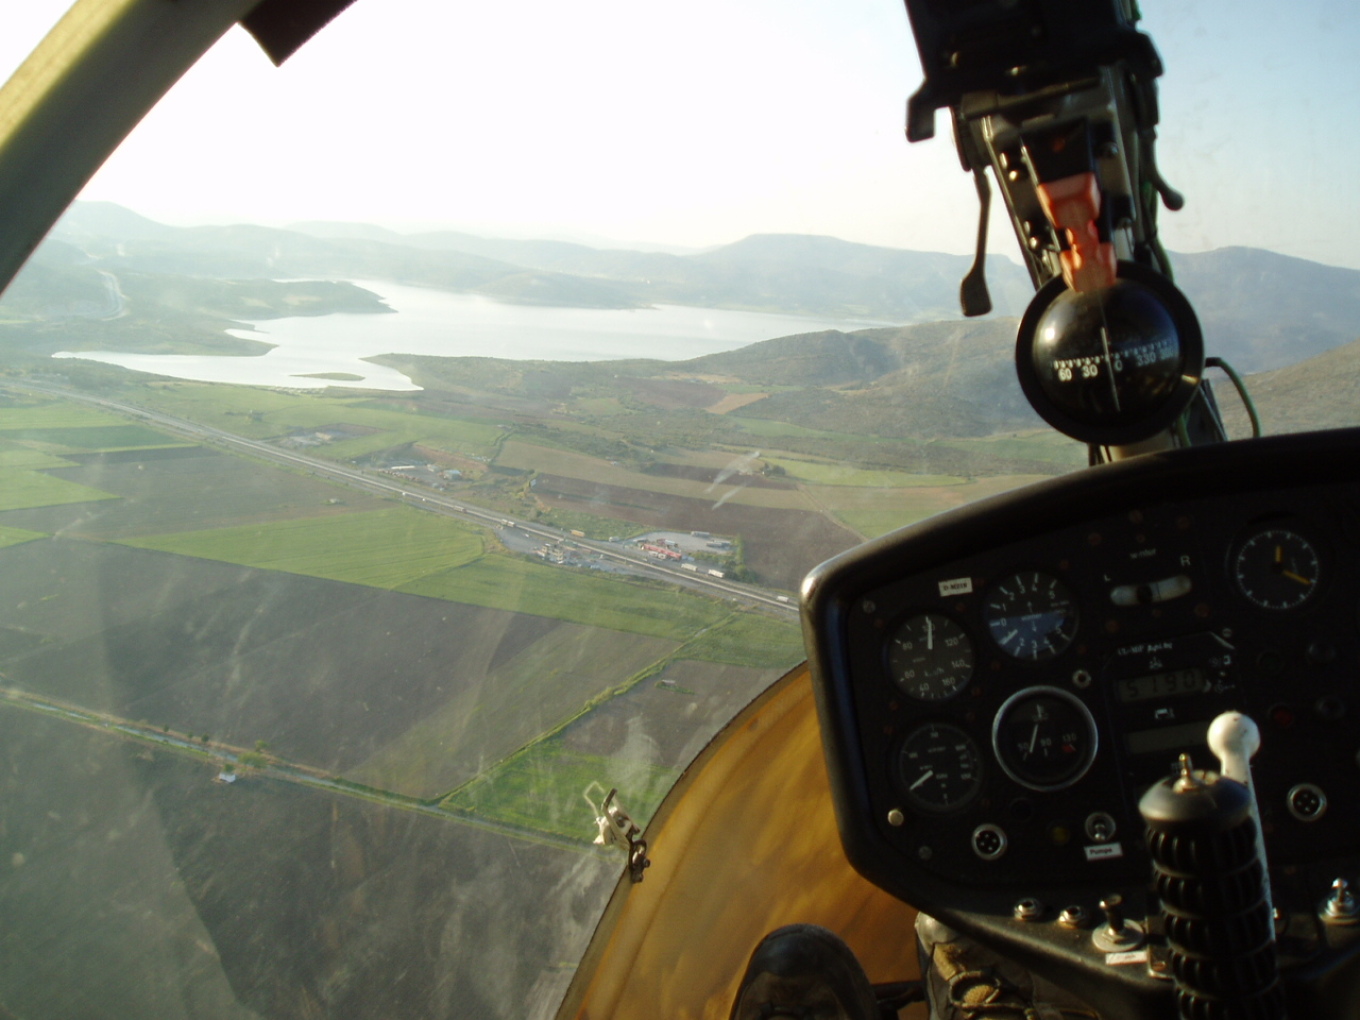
0;2;1357;1019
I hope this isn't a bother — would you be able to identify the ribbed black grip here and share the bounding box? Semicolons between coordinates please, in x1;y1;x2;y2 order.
1140;769;1286;1020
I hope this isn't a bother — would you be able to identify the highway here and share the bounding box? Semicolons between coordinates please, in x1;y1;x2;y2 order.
8;381;799;617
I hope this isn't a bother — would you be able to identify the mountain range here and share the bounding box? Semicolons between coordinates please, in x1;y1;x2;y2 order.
4;202;1359;388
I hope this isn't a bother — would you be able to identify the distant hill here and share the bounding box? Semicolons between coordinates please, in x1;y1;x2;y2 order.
17;202;1360;379
1174;248;1360;372
51;201;179;242
40;202;1040;322
1217;336;1360;436
677;317;1035;438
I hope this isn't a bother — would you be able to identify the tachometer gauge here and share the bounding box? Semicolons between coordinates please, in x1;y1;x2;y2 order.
992;687;1098;792
886;613;974;701
897;723;984;813
982;571;1079;661
1233;527;1320;610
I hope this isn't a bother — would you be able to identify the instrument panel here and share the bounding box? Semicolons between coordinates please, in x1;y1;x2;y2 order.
803;430;1360;930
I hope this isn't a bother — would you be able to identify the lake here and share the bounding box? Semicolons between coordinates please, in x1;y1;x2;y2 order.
53;280;891;391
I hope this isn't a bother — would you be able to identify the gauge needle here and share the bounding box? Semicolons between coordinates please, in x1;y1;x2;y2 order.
1282;569;1313;586
1027;723;1040;755
925;616;934;650
910;770;934;791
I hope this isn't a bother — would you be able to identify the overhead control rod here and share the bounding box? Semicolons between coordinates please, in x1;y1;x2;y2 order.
898;0;1227;458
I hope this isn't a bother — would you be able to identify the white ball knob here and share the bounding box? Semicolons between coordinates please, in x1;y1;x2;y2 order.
1207;711;1260;784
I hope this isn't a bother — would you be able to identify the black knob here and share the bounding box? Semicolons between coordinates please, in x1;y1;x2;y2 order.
1099;895;1126;935
1140;758;1285;1019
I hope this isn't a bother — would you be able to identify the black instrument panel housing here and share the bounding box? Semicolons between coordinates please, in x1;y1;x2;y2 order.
802;428;1360;1017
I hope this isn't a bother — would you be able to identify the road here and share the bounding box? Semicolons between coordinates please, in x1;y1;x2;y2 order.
7;380;799;617
0;683;600;854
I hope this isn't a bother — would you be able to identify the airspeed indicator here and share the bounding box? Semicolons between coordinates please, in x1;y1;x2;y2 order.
886;613;974;700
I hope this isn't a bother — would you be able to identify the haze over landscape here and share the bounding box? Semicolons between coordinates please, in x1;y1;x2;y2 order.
3;3;1360;1020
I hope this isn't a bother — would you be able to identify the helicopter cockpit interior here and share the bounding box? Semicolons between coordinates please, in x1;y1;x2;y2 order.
1;2;1358;1020
803;3;1360;1017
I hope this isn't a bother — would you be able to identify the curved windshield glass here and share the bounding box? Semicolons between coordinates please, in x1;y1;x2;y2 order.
0;2;1357;1019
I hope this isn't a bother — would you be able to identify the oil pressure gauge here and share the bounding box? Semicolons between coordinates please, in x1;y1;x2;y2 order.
1233;527;1320;610
992;687;1098;792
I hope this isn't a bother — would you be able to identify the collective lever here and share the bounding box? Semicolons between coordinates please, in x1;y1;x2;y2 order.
1140;752;1286;1019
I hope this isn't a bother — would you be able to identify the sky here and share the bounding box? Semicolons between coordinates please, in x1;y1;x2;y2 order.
3;0;1360;266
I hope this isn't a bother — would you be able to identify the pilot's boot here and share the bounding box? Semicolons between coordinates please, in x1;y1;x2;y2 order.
728;924;879;1020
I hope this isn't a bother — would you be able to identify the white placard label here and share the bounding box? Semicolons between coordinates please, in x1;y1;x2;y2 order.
1105;949;1149;966
1084;843;1124;861
938;577;973;597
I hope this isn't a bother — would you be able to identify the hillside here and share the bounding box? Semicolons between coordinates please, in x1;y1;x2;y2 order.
1174;248;1360;372
1218;336;1360;436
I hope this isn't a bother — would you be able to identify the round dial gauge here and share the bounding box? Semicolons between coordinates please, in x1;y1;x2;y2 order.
992;687;1098;791
886;613;975;701
897;723;984;813
983;571;1079;661
1233;527;1320;610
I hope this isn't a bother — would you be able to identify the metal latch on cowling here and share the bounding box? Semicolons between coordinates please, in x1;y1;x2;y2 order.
586;783;651;883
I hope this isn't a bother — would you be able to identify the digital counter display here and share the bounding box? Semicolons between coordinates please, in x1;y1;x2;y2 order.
1116;667;1209;703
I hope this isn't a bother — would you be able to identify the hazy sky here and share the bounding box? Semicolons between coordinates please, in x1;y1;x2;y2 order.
4;1;1359;266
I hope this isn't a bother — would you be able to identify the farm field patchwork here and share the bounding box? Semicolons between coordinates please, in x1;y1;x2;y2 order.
675;611;803;669
26;445;390;539
120;507;484;589
558;658;790;770
345;622;679;798
0;525;45;549
0;540;681;779
532;474;861;589
764;457;966;488
133;383;506;459
496;439;813;511
0;401;137;431
814;473;1054;538
0;424;185;452
937;430;1087;467
0;465;119;512
442;738;680;842
398;554;731;641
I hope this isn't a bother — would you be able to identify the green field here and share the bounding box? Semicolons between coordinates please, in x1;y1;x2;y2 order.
0;447;76;469
0;467;119;512
532;504;647;541
0;402;130;430
120;507;485;588
834;509;939;539
0;525;47;549
0;424;184;451
725;415;866;441
399;555;729;640
444;738;680;841
937;431;1087;466
344;625;679;799
676;611;804;668
134;383;506;458
766;456;965;488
